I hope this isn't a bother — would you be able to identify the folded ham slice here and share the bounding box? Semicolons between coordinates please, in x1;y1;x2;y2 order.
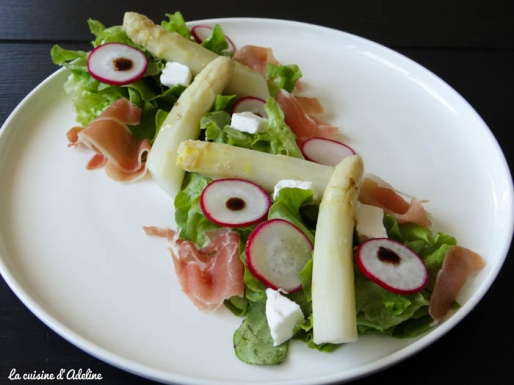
429;245;486;321
144;226;245;312
358;175;431;227
275;90;339;147
67;98;151;182
233;44;280;74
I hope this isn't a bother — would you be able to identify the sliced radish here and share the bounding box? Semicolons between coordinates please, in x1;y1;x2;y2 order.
231;96;268;118
301;137;355;166
355;238;429;295
191;25;236;53
87;42;148;86
200;178;271;227
245;219;313;292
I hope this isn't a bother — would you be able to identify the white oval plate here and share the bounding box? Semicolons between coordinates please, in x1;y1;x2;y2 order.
0;18;512;385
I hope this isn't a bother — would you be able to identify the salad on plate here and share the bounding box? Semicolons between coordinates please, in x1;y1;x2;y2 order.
51;10;486;365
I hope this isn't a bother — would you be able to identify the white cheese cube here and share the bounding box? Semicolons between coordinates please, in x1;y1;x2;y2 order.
160;61;192;87
273;179;313;200
356;203;387;241
230;111;267;134
265;288;305;346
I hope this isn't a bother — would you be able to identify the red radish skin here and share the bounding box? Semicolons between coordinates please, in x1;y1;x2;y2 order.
231;96;267;118
87;43;148;86
191;25;236;53
245;219;313;292
301;137;355;166
355;238;428;295
200;178;271;228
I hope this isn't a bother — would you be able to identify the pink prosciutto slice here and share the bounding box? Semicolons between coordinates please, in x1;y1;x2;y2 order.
358;176;431;227
67;98;151;182
234;44;304;91
171;228;244;311
294;95;324;115
143;226;176;240
429;245;485;321
275;90;339;147
233;44;280;74
145;226;245;312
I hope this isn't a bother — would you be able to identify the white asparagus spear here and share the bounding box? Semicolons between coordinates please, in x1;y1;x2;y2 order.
311;154;364;344
176;140;334;203
146;56;234;199
122;12;270;100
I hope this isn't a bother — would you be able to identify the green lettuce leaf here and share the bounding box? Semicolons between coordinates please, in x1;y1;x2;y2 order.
160;12;191;38
202;97;302;158
199;24;233;56
292;313;340;352
88;20;133;47
268;187;316;243
50;18;184;139
233;299;288;365
266;63;302;96
355;276;430;334
174;172;220;247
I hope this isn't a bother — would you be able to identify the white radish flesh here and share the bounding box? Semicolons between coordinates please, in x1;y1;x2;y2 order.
301;137;355;167
87;43;148;86
191;25;236;53
231;96;267;118
355;238;429;295
245;219;313;292
200;178;271;227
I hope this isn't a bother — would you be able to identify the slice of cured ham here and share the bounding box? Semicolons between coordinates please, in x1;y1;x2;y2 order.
67;98;151;182
358;175;431;227
429;245;486;321
275;90;339;147
144;226;245;312
143;226;176;240
233;44;280;74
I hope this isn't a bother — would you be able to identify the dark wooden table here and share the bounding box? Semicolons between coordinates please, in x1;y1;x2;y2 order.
1;1;513;384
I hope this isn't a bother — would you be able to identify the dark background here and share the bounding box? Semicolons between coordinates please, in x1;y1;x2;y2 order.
1;1;513;384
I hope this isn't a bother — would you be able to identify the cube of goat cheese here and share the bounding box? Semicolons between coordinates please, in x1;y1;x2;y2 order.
230;111;267;134
265;288;305;346
356;203;387;241
273;179;313;200
160;61;192;87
